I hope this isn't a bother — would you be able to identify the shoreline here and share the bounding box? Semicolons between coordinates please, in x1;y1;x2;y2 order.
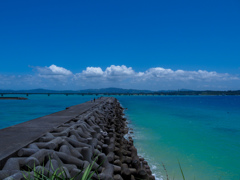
0;97;155;180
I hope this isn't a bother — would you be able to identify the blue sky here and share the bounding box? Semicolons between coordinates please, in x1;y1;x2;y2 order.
0;0;239;90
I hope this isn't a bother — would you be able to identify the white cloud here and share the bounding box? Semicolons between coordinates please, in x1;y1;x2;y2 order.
73;65;239;89
105;65;135;77
1;65;239;90
141;67;236;81
144;67;174;79
33;64;72;76
81;67;104;77
48;65;72;75
30;64;73;82
75;65;135;81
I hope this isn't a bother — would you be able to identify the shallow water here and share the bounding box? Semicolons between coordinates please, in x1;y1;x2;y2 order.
0;95;240;179
118;95;240;180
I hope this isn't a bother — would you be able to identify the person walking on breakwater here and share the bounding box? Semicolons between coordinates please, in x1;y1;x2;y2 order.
94;98;95;102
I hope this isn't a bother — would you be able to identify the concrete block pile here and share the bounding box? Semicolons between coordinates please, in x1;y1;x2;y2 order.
0;97;155;180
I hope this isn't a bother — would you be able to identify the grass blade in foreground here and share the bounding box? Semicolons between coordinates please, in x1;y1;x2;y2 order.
178;160;185;180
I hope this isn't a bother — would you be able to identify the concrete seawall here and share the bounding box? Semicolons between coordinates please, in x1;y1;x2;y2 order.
0;97;155;180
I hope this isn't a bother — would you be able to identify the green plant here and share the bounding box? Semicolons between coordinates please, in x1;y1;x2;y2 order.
161;161;187;180
178;160;185;180
23;165;78;180
23;157;100;180
81;161;95;180
162;162;169;180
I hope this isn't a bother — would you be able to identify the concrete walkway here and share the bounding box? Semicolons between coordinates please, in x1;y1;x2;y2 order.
0;97;109;168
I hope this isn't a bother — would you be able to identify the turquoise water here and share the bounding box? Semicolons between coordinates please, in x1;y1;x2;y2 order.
118;96;240;180
0;94;94;129
1;95;240;179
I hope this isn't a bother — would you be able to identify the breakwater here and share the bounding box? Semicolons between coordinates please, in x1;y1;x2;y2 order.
0;97;155;180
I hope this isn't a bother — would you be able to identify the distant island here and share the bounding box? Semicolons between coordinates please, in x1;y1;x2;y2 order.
0;97;28;100
0;88;240;95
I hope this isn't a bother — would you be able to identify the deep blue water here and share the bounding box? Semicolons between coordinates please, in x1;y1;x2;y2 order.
0;95;240;179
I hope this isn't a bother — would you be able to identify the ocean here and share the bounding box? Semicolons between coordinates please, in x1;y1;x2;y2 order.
0;94;240;179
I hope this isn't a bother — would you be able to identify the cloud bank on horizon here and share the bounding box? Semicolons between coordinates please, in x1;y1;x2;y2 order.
0;64;239;90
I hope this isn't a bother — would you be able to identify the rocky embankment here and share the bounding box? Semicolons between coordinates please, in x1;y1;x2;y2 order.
0;97;155;180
